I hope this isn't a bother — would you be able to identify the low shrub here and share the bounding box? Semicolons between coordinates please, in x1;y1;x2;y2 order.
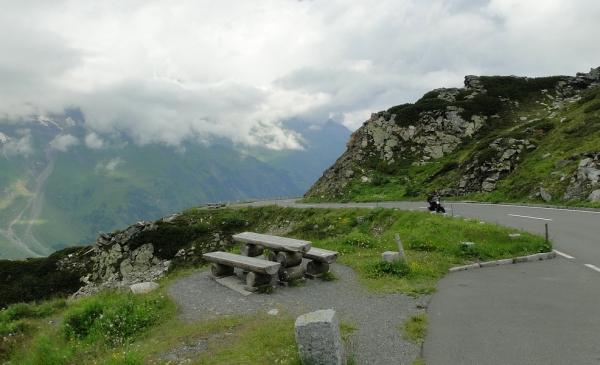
584;102;600;113
371;173;390;187
62;291;175;347
366;260;411;279
341;232;378;248
530;121;555;133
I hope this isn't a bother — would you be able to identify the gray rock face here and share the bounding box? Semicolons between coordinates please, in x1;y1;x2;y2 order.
304;67;600;201
457;138;533;195
71;221;171;300
563;153;600;201
295;309;345;365
588;189;600;202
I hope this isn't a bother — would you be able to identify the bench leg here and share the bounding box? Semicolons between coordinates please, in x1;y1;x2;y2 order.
211;263;234;278
245;272;272;288
276;251;303;268
278;265;306;281
305;261;330;279
241;244;264;257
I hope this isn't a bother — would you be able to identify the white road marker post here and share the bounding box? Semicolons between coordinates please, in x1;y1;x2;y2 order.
395;233;408;264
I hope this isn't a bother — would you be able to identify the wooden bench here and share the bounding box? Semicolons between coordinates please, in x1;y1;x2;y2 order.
303;247;338;264
303;247;339;279
203;251;280;291
206;203;223;209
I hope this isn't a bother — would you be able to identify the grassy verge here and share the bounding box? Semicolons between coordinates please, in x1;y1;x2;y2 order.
400;313;428;345
1;206;551;364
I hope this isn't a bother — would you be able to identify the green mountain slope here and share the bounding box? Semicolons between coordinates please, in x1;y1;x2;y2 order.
304;67;600;206
0;126;305;258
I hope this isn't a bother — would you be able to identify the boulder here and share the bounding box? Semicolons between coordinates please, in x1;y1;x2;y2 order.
382;251;400;263
130;282;159;294
588;189;600;203
295;309;345;365
540;187;552;202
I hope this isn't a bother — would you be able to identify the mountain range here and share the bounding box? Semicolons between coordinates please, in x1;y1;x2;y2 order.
0;114;350;259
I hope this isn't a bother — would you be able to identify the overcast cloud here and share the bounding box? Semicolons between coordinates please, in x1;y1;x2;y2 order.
1;0;599;150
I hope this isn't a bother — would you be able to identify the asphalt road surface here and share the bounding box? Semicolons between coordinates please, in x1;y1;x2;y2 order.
241;199;600;364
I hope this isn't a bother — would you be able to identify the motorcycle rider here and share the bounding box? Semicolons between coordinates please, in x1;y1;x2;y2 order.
427;193;445;213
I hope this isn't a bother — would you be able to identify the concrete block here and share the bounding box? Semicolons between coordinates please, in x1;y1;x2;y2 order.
449;263;481;272
129;282;159;294
497;259;514;265
480;261;499;268
382;251;400;264
514;254;541;263
509;234;522;239
295;309;345;365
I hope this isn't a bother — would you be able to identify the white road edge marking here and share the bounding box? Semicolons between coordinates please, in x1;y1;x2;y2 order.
554;250;575;259
508;214;553;221
451;202;600;214
585;264;600;273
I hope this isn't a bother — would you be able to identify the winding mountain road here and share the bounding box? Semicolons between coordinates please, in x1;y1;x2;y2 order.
242;199;600;364
0;147;55;258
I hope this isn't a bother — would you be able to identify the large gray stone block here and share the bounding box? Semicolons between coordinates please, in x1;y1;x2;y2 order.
295;309;345;365
130;282;159;294
382;251;400;263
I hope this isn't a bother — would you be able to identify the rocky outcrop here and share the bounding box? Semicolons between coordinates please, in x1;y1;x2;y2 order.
562;152;600;201
455;138;536;195
63;212;239;299
362;107;484;164
305;67;600;201
70;221;170;299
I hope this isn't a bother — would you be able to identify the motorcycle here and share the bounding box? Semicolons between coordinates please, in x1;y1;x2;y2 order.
427;195;446;213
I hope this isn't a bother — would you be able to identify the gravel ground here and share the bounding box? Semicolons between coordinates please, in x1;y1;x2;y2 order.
168;264;430;364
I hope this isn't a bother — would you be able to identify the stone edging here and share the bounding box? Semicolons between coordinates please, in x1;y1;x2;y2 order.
449;250;557;272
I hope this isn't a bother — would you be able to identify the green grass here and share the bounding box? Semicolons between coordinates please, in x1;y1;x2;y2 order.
400;313;428;344
0;205;553;364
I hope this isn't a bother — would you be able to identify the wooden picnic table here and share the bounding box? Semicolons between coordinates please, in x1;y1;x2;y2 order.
232;232;312;253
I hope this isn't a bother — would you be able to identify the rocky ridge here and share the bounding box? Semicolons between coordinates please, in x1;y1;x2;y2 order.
305;67;600;202
64;215;234;299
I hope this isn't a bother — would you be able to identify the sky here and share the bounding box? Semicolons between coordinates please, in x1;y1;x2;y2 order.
1;0;599;151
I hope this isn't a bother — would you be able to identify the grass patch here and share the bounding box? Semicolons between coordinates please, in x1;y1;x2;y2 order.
401;313;428;345
2;288;177;364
